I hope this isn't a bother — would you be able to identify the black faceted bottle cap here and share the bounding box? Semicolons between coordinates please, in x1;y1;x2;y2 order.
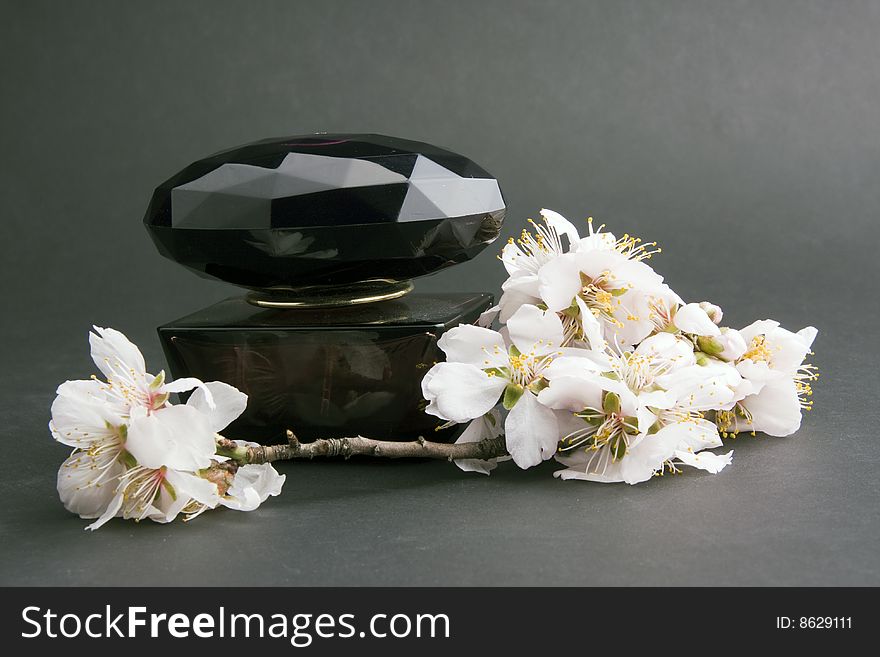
144;134;505;306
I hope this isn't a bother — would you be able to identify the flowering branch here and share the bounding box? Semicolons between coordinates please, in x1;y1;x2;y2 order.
51;207;820;530
216;430;509;464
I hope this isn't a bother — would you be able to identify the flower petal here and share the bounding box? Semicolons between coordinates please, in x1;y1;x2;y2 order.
57;451;124;519
85;487;125;531
634;332;695;367
741;379;802;436
504;391;559;469
674;449;733;474
148;469;220;523
422;362;507;423
163;376;214;407
738;319;780;343
554;448;625;483
636;403;660;434
716;328;748;362
637;389;677;410
497;287;538;324
657;362;743;411
538;253;583;312
538;375;604;412
798;326;818;349
126;405;216;471
168;469;222;508
50;380;126;448
437;324;507;369
500;241;525;276
576;296;607;350
221;463;286;511
501;270;541;297
618;432;679;484
477;304;500;328
673;303;721;336
666;417;724;451
55;378;123;410
506;304;565;355
736;359;785;388
186;381;248;433
767;325;817;374
453;411;503;475
607;311;655;349
543;355;608;380
573;248;628;279
539;208;582;248
89;326;147;386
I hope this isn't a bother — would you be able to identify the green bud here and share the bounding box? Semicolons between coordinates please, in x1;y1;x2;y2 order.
696;335;724;356
502;383;524;410
694;351;711;366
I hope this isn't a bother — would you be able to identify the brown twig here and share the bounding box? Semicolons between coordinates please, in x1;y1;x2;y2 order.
216;430;508;465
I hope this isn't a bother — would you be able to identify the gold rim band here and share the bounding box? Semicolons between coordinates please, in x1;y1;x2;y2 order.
246;280;414;309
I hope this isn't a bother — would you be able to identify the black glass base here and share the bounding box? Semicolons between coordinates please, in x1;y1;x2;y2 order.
158;293;492;444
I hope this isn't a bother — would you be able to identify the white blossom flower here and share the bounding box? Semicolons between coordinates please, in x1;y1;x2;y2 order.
701;328;748;363
422;304;591;469
87;327;240;471
498;209;583;323
539;333;734;484
654;359;744;414
85;462;223;530
668;302;747;362
183;452;286;518
51;378;130;516
500;209;582;280
87;326;212;413
536;227;679;349
423;208;819;485
56;448;126;521
716;320;818;437
220;463;286;511
52;327;282;529
497;210;680;350
554;418;733;485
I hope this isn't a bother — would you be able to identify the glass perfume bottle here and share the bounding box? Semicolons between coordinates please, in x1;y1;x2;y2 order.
145;134;505;444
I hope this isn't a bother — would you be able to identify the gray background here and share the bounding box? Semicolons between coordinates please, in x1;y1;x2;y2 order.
1;0;877;585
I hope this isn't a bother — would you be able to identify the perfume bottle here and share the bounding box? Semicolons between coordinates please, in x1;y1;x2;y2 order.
145;134;505;444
